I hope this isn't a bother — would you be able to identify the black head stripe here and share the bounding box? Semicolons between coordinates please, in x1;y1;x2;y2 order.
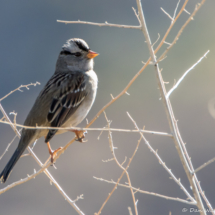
74;39;89;52
60;50;73;55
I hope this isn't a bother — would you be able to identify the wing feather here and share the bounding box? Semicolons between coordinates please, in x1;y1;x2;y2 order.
41;72;88;142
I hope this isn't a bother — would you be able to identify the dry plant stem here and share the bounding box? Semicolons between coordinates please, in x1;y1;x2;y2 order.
178;129;215;213
160;8;174;21
167;50;210;98
158;1;206;62
0;103;84;215
136;0;206;213
128;207;134;215
0;160;51;195
94;177;196;205
158;0;205;62
104;112;138;215
172;0;181;21
154;0;189;54
0;133;18;160
127;112;195;203
194;157;215;173
0;82;40;102
0;120;172;137
57;20;141;29
95;134;143;215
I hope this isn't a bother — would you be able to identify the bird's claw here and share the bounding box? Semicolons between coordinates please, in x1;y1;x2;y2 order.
47;142;62;164
72;130;87;142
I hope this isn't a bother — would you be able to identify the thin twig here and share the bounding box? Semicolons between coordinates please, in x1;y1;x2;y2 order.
166;50;210;98
173;0;181;21
0;160;51;195
194;157;215;173
95;128;143;215
0;133;19;160
152;33;160;48
154;0;189;54
94;177;196;205
158;1;206;62
103;111;138;215
57;20;141;29
0;120;173;137
0;82;40;102
132;7;141;25
128;207;134;215
160;8;174;21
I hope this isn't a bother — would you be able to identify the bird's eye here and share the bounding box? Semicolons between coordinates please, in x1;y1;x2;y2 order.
75;52;82;57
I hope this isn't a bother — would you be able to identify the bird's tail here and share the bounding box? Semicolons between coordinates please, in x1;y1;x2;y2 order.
0;146;26;183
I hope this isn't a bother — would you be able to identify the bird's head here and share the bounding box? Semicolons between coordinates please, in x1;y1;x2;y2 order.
56;38;99;73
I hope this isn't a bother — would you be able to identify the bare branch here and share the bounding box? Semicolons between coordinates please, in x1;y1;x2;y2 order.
103;111;138;215
152;33;160;48
194;157;215;173
154;0;189;54
94;177;196;205
95;122;143;215
184;8;191;15
132;7;141;25
166;50;210;98
127;112;195;203
0;120;173;137
173;0;181;21
160;7;174;21
0;133;19;160
158;1;206;62
135;0;208;213
0;82;40;102
128;207;134;215
57;20;141;29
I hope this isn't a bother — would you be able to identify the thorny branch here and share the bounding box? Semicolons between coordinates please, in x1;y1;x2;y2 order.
135;0;209;214
103;111;138;215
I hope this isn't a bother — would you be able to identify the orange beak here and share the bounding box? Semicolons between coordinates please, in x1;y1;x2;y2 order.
87;50;99;59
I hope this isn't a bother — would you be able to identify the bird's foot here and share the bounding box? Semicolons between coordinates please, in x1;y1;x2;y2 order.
46;142;63;163
71;130;88;142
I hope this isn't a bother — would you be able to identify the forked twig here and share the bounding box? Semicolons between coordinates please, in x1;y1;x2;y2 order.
94;123;143;215
103;111;138;215
127;112;195;203
0;82;40;102
94;177;196;205
158;1;206;62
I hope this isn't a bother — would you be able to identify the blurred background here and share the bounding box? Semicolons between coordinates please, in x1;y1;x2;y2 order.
0;0;215;214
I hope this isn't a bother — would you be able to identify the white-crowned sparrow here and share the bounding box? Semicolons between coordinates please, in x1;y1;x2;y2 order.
0;38;98;182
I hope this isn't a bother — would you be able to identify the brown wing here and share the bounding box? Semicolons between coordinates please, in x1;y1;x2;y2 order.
41;72;88;143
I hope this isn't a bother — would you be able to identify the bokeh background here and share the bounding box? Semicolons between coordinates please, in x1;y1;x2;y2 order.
0;0;215;214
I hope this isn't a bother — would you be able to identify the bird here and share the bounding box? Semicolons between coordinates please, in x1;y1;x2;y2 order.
0;38;98;183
